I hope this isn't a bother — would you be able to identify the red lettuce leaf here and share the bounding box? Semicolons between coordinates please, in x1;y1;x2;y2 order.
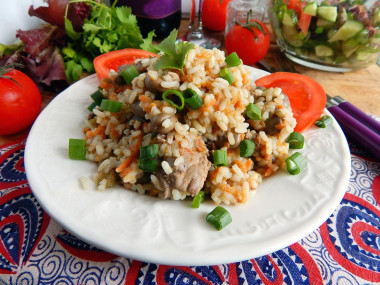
28;0;91;31
16;25;58;58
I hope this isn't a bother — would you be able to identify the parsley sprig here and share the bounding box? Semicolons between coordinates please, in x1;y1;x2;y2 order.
63;0;155;82
154;30;195;74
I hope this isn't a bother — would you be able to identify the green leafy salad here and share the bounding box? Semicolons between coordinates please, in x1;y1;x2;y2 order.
269;0;380;68
0;0;156;90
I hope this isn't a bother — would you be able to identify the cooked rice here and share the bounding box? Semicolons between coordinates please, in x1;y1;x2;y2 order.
82;44;296;205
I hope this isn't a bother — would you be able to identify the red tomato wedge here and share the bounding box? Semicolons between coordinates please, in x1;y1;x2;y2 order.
298;12;312;35
93;49;157;80
287;0;304;15
255;72;326;133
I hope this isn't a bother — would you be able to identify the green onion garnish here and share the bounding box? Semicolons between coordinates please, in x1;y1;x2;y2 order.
286;132;304;149
183;88;203;110
90;90;106;105
240;139;255;157
315;115;333;128
225;52;242;67
213;150;228;167
206;206;232;231
100;99;122;112
246;103;262;120
315;27;324;34
219;67;235;85
162;89;185;110
192;191;205;208
87;101;97;112
121;65;139;85
68;138;86;160
285;152;307;175
139;144;159;160
138;159;157;172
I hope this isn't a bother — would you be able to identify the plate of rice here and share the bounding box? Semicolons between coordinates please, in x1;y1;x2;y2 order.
25;44;351;266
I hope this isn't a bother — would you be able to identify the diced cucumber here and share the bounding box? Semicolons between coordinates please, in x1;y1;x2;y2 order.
316;17;335;28
282;9;298;26
303;2;317;16
356;50;372;61
315;45;334;57
328;20;364;42
282;25;304;47
357;45;380;57
327;29;338;40
342;37;360;49
373;7;380;26
356;29;369;44
317;6;338;22
341;43;359;57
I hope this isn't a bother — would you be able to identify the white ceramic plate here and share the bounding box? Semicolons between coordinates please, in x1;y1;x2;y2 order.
25;67;351;266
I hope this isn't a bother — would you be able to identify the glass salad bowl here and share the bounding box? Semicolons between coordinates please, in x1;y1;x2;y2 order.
268;0;380;72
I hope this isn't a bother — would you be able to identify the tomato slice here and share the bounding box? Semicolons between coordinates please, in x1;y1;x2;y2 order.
93;48;157;80
287;0;303;15
255;72;326;133
298;12;312;35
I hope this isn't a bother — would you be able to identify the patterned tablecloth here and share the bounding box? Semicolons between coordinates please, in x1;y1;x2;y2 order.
0;134;379;285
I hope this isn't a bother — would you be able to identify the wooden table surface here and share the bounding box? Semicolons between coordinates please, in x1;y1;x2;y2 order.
1;20;379;145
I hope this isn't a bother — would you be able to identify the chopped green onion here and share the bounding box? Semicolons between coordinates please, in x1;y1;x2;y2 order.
183;88;203;109
192;191;205;208
246;103;262;120
68;138;86;160
90;90;106;105
206;206;232;231
285;152;307;175
315;115;333;128
138;159;157;172
162;89;185;110
87;101;97;112
121;65;139;85
315;27;324;34
213;150;228;167
286;132;304;149
100;99;122;112
240;139;255;157
219;67;235;85
139;144;159;160
225;52;242;67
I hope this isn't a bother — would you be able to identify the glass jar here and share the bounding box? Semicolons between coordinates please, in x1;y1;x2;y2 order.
268;0;380;72
225;0;267;34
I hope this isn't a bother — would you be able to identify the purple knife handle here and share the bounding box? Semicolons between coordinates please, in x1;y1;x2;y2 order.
327;105;380;162
338;101;380;135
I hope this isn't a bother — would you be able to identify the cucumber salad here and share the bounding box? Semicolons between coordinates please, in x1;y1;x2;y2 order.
269;0;380;68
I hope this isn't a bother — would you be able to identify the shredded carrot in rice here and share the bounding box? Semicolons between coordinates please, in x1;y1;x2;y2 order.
120;160;137;177
235;159;253;173
109;92;118;101
100;78;113;90
241;71;250;86
139;95;152;103
109;123;121;140
85;125;106;140
220;184;247;204
116;133;143;175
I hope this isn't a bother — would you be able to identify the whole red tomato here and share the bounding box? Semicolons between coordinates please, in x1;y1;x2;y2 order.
202;0;232;32
0;67;41;135
225;17;270;65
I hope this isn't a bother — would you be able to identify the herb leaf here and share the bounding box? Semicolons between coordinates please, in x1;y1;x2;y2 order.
154;29;195;73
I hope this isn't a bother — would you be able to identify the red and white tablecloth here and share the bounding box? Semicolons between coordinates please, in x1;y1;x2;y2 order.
1;135;379;284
